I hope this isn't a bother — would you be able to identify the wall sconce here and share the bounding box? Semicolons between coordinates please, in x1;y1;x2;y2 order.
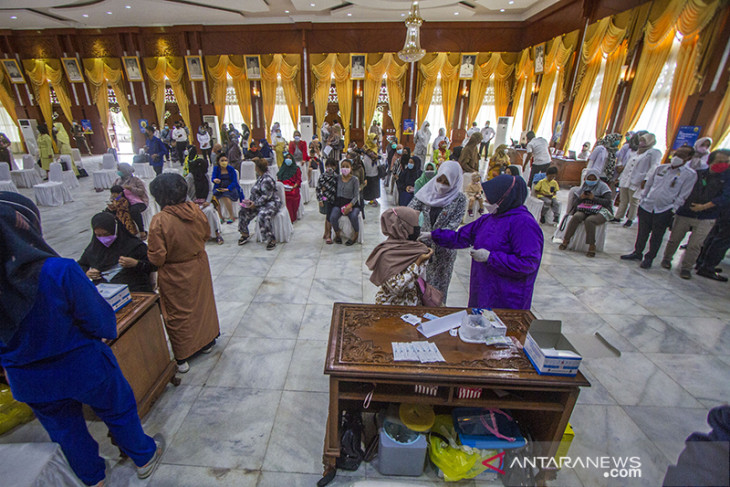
620;65;630;82
252;85;260;97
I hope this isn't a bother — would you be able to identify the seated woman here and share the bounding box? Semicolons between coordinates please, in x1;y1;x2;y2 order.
113;163;149;239
211;155;243;224
396;154;422;207
238;157;282;250
422;175;543;310
414;161;437;194
366;207;434;305
330;159;360;246
185;157;224;245
277;151;302;224
559;168;613;257
487;144;510;180
78;212;156;292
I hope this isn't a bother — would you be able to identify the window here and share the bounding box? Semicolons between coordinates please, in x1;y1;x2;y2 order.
271;79;296;140
569;58;606;153
475;80;498;136
328;83;338;104
423;79;446;141
164;86;176;104
632;35;681;153
535;76;558;140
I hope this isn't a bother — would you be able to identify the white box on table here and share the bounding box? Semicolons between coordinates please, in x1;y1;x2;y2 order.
523;320;582;376
96;283;132;312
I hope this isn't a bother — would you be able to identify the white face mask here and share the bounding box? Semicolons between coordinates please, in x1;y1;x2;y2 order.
435;182;450;194
670;156;686;168
294;136;301;142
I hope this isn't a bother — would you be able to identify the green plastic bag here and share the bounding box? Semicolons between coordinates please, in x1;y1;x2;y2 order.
0;385;34;435
427;415;501;482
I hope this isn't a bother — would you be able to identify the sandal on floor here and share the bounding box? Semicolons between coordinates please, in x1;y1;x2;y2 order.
238;235;250;246
345;239;355;246
586;245;596;258
325;237;333;245
216;235;224;245
334;236;342;244
266;239;277;251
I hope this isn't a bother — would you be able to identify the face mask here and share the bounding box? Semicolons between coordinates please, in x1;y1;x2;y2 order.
670;156;686;168
116;171;124;177
697;146;709;155
326;167;334;173
397;149;403;155
276;132;282;137
294;136;301;142
220;161;228;168
584;180;598;187
407;226;421;242
97;235;117;247
391;143;397;149
285;158;293;166
407;163;414;170
425;170;436;178
435;182;450;194
341;168;351;176
710;162;729;174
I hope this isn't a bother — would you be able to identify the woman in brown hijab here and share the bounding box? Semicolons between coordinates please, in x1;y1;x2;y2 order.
366;207;433;305
147;173;220;373
459;131;483;175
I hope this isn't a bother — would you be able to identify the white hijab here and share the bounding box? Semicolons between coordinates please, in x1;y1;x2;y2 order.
432;128;448;150
417;122;431;143
414;160;463;208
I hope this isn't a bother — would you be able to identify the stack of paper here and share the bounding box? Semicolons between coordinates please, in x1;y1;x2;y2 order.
391;341;446;363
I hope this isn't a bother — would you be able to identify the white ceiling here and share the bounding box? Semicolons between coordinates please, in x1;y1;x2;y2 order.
0;0;562;29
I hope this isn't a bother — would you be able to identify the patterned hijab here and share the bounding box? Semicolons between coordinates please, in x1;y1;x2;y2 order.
596;133;622;179
0;192;58;344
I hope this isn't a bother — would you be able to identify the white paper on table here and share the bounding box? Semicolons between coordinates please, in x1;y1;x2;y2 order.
417;310;467;338
401;314;422;326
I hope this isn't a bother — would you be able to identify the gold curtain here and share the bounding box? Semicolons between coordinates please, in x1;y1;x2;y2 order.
440;54;460;136
261;54;301;139
0;67;18;126
83;58;132;147
511;49;533;131
311;54;337;132
493;55;515;118
23;59;74;128
621;0;718;133
363;53;388;131
595;41;629;138
385;57;408;141
333;55;352;147
466;54;498;126
310;53;351;145
416;53;447;128
707;78;730;149
532;36;573;132
144;57;191;136
564;18;627;148
205;55;253;138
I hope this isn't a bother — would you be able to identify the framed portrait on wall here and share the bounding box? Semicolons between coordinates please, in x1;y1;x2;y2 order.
1;59;25;84
534;44;545;75
61;58;85;83
245;55;261;80
350;54;366;80
459;53;477;79
122;56;144;82
185;55;205;81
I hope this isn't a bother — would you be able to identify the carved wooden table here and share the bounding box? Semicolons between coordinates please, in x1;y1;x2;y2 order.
323;303;590;480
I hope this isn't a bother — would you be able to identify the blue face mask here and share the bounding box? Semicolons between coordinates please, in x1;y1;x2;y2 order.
585;180;598;187
391;143;397;149
285;158;293;166
407;163;414;170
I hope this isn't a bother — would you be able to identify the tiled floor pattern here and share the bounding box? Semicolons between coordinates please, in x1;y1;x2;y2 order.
1;157;728;486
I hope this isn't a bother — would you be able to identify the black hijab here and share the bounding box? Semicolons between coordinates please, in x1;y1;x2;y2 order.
0;192;58;344
189;157;209;199
79;213;147;273
481;175;528;215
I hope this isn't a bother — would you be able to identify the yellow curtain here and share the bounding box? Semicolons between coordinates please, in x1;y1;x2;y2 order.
416;53;447;128
511;49;533;131
440;54;460;136
621;0;717;133
333;55;352;147
466;54;498;126
227;56;253;134
205;55;253;139
83;58;132;147
363;54;389;131
0;67;18;126
493;55;515;118
23;59;74;128
144;57;191;137
310;53;350;145
595;41;629;138
707;78;730;149
311;54;337;132
385;57;408;141
532;36;573;132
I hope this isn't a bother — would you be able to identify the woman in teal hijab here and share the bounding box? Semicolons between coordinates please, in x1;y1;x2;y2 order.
414;161;437;194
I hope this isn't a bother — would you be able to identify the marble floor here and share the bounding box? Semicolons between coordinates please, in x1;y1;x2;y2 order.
2;157;729;487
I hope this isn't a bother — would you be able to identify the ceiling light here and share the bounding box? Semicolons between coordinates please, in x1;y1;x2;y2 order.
10;16;17;19
82;14;89;17
454;12;459;15
125;5;131;8
347;13;352;16
500;8;505;11
285;9;289;13
508;1;514;3
401;13;406;16
106;11;112;14
398;2;425;63
310;2;315;6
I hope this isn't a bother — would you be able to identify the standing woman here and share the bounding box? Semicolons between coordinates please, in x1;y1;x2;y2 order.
397;155;422;207
197;125;212;164
362;133;381;206
259;138;276;167
272;128;287;167
0;192;164;487
211;155;243;224
288;130;309;167
458;131;483;176
37;124;54;172
277;151;302;224
409;160;466;301
413;121;431;163
113;163;149;240
423;175;543;310
432;128;449;155
0;132;11;166
148;174;220;373
53;122;79;175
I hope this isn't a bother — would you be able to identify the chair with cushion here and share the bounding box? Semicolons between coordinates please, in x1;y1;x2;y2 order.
553;190;607;253
33;162;73;206
525;196;544;221
57;155;80;189
10;155;42;188
310;167;320;189
92;153;117;190
239;160;256;199
255;181;293;243
0;162;19;193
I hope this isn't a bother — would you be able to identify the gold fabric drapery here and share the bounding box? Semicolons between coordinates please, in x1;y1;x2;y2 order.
83;58;132;148
416;53;459;136
385;58;408;141
261;54;300;139
205;55;252;134
362;53;408;140
511;49;534;132
466;54;498;126
363;54;387;132
311;54;352;146
706;79;730;149
144;57;191;136
595;41;629;138
0;67;18;127
493;55;515;118
23;59;74;129
621;0;718;135
532;36;573;133
440;53;460;136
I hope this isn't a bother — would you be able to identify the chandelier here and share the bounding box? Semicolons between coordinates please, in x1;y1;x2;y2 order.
398;2;426;63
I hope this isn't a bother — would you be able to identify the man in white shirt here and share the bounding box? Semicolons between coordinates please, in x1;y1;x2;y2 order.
466;122;480;138
523;131;552;187
614;132;662;227
479;121;496;160
621;145;696;269
171;121;188;165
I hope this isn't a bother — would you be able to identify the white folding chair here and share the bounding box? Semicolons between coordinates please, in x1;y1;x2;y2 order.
58;155;79;189
299;162;311;204
0;162;19;193
553;190;607;253
239;160;257;199
34;162;73;206
334;210;365;243
310;168;320;189
92;154;117;190
525;196;544;221
10;155;42;188
255;181;293;243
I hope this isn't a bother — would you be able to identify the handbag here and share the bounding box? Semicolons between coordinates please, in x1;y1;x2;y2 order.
417;276;444;307
576;202;602;214
377;164;387;179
